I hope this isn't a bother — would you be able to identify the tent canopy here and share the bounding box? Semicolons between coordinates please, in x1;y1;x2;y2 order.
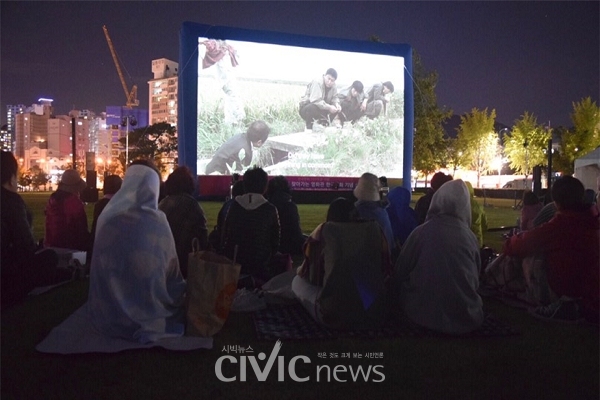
574;147;600;191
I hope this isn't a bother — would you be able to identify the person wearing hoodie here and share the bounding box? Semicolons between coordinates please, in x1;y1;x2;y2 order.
222;166;280;285
394;179;484;334
386;186;418;250
87;159;186;343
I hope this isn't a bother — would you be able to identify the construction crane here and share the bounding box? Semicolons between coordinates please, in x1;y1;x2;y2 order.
102;25;139;109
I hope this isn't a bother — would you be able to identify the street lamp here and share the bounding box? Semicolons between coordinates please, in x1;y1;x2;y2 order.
121;115;137;168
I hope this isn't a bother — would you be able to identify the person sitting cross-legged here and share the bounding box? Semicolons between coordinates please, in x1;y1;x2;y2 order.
221;166;281;287
502;175;599;324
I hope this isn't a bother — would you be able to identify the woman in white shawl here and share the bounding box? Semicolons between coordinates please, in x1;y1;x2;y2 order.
87;161;186;344
394;179;484;334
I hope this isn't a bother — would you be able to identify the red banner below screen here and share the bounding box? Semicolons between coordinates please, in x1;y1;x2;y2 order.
196;175;358;197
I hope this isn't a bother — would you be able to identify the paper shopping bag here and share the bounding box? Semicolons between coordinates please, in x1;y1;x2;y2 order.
185;241;241;337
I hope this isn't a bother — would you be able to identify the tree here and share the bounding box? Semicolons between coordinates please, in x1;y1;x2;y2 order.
121;122;178;175
503;112;550;177
554;97;600;174
29;165;50;191
411;50;453;182
456;108;499;187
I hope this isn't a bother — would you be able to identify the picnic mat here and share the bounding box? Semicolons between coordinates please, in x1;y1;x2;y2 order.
36;304;213;354
253;303;520;341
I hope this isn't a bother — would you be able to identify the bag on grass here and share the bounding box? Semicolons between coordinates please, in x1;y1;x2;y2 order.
185;240;241;337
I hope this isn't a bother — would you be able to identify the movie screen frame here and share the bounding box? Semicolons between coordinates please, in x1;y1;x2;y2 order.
179;22;414;187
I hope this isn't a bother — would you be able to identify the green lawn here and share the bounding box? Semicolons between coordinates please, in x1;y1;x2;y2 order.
2;192;597;399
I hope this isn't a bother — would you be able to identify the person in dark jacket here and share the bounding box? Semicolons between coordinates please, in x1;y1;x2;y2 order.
414;172;453;225
222;167;280;286
266;176;305;255
44;169;90;251
1;151;71;309
159;166;208;278
87;174;122;266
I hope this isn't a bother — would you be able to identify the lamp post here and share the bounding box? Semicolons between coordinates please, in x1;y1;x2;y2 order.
121;115;137;169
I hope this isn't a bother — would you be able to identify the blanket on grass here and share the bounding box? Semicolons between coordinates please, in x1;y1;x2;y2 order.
36;304;213;354
253;303;520;341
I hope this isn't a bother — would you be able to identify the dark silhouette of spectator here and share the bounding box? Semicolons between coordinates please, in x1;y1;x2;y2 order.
414;172;453;225
1;151;72;309
87;174;123;267
159;166;208;278
222;167;280;286
44;169;90;251
386;186;417;250
265;176;305;255
209;180;245;252
520;190;543;231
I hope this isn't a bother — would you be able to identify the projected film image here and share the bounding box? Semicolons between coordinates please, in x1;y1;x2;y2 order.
196;37;405;178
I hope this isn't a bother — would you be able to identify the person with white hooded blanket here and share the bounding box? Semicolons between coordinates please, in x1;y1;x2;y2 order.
87;161;186;344
394;179;484;334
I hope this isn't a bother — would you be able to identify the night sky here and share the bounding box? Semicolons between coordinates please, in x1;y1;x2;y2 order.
1;1;598;128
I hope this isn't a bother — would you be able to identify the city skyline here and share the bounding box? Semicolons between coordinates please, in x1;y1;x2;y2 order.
1;1;598;128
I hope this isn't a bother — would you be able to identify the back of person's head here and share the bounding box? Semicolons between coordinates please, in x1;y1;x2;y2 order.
351;80;364;93
1;151;18;185
243;166;268;194
103;175;123;195
551;175;584;210
383;81;395;93
523;190;540;206
353;172;381;202
247;120;270;144
231;180;245;197
327;197;355;222
266;175;291;198
325;68;338;80
165;166;195;196
431;172;452;191
130;158;161;179
58;169;87;194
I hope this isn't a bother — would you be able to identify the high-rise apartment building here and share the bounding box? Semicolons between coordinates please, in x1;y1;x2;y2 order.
0;124;10;151
148;58;178;126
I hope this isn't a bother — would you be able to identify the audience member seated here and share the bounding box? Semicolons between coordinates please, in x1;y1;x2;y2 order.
520;190;543;231
1;151;72;309
414;172;453;225
584;188;599;217
87;174;122;266
44;169;91;251
265;175;306;255
386;186;417;251
394;179;484;334
221;167;280;286
209;180;245;252
293;197;391;330
533;201;557;227
502;176;599;323
465;181;488;248
353;172;394;255
159;166;208;278
87;159;186;343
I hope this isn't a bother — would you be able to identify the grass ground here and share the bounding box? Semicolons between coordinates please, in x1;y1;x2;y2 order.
3;192;596;399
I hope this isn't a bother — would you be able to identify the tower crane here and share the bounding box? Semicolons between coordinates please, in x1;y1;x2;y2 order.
102;25;139;109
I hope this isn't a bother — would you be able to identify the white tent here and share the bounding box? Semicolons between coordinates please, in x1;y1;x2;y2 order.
574;147;600;191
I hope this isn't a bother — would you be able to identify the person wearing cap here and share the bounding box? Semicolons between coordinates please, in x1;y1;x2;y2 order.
1;151;73;309
298;68;341;131
353;172;394;255
334;80;366;126
361;81;395;119
44;169;91;251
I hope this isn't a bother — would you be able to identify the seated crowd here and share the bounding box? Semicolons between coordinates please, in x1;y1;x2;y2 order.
2;147;598;343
